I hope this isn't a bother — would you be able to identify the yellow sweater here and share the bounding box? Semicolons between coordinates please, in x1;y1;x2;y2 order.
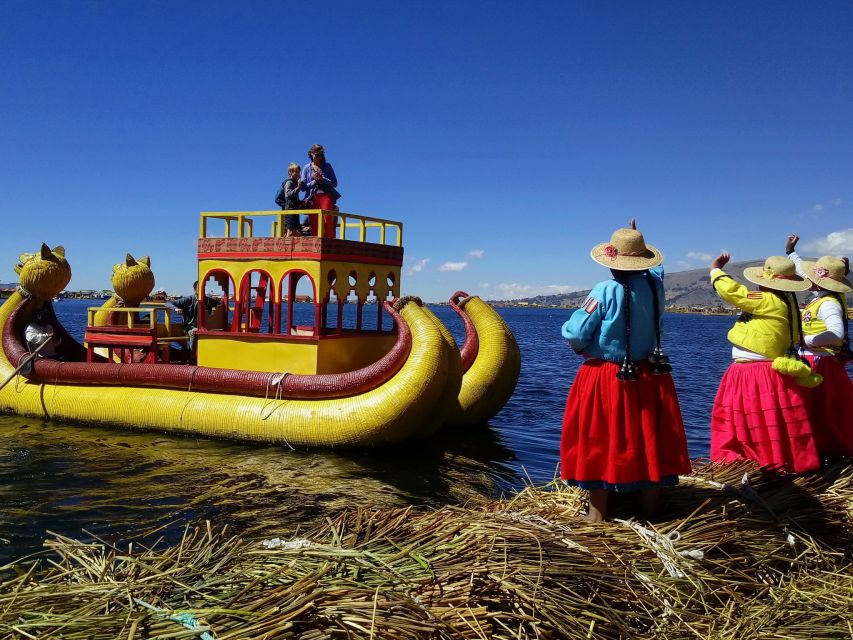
802;295;847;354
711;268;800;358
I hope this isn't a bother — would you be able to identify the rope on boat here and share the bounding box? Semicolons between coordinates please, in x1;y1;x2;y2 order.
133;597;215;640
260;373;294;449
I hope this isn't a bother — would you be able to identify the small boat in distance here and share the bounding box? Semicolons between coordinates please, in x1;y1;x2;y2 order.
0;209;520;447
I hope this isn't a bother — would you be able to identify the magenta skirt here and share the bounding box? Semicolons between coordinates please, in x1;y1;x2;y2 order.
710;361;819;473
803;354;853;457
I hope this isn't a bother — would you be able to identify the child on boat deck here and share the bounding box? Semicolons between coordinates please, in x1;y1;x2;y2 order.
709;252;821;473
785;234;853;458
560;219;691;523
275;163;305;237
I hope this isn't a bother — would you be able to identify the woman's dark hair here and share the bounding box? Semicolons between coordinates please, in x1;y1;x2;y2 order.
308;144;325;158
613;272;637;381
614;271;670;381
777;291;810;364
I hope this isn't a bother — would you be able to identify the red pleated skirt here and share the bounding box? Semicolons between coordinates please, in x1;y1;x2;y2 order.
560;359;692;490
710;361;819;473
803;354;853;457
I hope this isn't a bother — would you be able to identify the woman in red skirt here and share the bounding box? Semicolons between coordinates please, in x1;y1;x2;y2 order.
786;234;853;458
300;144;341;238
561;220;691;522
709;252;820;473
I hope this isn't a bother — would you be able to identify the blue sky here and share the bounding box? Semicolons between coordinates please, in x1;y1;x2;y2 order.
1;1;851;301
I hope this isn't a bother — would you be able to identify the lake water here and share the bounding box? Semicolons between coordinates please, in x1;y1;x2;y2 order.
0;300;774;563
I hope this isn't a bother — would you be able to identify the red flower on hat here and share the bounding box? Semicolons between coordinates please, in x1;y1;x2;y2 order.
603;245;618;259
814;267;830;279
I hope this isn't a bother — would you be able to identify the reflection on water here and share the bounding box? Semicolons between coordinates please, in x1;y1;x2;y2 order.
4;300;824;564
0;416;518;564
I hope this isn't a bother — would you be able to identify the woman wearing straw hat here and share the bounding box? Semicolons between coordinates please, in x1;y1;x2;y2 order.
561;219;691;522
709;251;821;473
785;234;853;457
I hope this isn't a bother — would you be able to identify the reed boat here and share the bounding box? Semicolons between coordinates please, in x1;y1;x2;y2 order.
0;209;520;447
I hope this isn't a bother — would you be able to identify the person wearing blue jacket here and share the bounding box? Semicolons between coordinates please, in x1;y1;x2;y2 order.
560;219;691;522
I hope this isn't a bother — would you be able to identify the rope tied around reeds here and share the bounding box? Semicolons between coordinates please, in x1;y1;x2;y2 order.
614;518;704;579
259;373;295;450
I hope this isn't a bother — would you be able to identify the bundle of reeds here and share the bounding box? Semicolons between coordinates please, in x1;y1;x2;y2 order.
1;460;851;639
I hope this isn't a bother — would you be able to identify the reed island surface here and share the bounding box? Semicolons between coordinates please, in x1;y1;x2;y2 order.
1;460;851;639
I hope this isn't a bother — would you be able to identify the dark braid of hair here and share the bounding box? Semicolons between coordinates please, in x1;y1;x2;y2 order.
776;291;809;365
645;272;672;374
615;273;637;381
831;292;853;361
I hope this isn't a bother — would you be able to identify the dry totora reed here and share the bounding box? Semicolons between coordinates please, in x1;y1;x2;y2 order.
0;460;851;639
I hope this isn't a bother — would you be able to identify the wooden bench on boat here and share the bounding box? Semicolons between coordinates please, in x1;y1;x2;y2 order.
85;306;188;364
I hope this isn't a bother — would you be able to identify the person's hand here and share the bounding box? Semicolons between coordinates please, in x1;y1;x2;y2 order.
786;234;799;254
711;252;731;270
628;218;637;230
843;256;850;276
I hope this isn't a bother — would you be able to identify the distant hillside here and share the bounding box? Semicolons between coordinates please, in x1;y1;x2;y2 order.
498;259;852;308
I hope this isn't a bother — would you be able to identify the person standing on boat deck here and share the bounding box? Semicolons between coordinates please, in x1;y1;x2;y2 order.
300;144;340;238
275;163;306;237
166;282;219;360
560;219;691;523
709;252;821;473
24;307;60;358
784;234;853;458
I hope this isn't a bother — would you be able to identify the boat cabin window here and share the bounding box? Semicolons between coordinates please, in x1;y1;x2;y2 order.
199;271;234;332
280;270;318;337
238;269;276;334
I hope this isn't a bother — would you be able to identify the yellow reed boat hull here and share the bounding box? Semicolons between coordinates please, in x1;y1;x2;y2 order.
0;293;457;448
446;295;521;427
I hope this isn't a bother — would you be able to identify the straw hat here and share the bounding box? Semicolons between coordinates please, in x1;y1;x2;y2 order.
799;256;852;293
590;228;663;271
743;256;810;292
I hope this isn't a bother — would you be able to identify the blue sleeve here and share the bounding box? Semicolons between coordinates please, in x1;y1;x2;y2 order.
275;183;287;208
322;163;338;188
173;295;194;313
561;283;606;353
300;165;314;191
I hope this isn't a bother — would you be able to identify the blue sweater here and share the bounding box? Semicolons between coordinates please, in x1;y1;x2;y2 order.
562;266;665;362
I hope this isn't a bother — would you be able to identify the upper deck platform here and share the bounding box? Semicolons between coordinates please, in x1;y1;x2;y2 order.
198;210;404;266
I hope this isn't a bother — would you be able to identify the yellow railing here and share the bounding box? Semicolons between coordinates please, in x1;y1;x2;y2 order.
199;210;403;247
87;305;178;333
